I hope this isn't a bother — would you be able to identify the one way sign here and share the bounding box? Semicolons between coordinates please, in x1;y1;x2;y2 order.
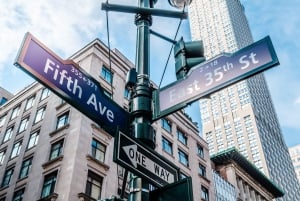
114;131;179;187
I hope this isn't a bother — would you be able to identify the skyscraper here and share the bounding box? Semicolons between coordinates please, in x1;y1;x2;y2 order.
189;0;300;200
289;144;300;182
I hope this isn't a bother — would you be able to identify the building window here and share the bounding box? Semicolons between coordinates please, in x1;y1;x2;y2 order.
49;140;64;160
124;88;130;99
34;106;46;123
56;112;69;129
25;96;35;111
177;130;187;145
85;171;103;200
161;118;171;133
101;66;113;84
0;115;6;127
197;144;204;158
41;171;57;199
27;130;39;149
11;141;22;159
1;167;14;187
0;150;6;165
60;98;66;105
92;139;106;163
18;117;29;133
3;126;14;143
162;137;173;155
199;164;206;177
201;186;209;201
12;188;25;201
179;172;187;180
0;97;7;106
103;90;112;99
19;157;33;179
40;88;50;101
178;149;189;167
10;106;20;120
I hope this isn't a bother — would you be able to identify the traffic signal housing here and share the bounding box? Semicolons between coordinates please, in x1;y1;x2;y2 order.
174;37;205;80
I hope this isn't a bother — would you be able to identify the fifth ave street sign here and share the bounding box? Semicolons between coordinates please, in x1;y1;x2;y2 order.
152;36;279;120
15;33;129;135
114;131;179;187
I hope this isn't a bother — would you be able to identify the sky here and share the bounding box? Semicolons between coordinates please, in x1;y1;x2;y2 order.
0;0;299;147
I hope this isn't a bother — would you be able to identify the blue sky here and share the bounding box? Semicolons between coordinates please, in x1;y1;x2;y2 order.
0;0;299;147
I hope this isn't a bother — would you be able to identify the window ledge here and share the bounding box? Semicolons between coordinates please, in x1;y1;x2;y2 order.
78;192;97;201
197;154;205;160
49;124;70;137
42;156;64;169
37;193;58;201
198;174;211;183
162;150;175;159
0;185;9;191
86;155;110;171
91;124;112;140
55;102;68;110
16;176;28;183
179;162;190;169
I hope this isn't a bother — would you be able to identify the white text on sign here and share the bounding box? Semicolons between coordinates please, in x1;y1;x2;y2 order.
44;58;115;123
168;52;259;105
122;145;174;183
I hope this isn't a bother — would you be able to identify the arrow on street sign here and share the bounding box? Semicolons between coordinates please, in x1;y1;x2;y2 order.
114;131;179;187
152;36;279;120
14;32;129;135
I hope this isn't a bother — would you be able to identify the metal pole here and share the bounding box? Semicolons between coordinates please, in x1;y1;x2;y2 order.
128;0;154;201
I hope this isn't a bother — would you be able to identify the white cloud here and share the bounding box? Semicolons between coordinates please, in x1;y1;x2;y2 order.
0;1;103;66
0;0;109;93
295;97;300;105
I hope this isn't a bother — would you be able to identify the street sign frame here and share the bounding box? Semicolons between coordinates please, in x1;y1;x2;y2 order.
152;36;279;120
114;131;179;187
14;32;129;136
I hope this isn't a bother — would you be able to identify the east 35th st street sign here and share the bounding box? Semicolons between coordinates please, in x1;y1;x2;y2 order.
152;36;279;120
114;131;179;187
15;33;129;136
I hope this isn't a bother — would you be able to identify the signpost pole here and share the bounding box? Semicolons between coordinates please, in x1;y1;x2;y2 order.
128;1;154;201
101;1;189;200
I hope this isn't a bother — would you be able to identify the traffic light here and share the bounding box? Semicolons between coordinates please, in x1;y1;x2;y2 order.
149;177;193;201
173;37;205;80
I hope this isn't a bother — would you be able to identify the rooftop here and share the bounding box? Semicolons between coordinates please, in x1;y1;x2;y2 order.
211;148;284;198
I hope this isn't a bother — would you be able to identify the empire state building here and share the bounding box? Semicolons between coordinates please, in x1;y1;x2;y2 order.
188;0;300;200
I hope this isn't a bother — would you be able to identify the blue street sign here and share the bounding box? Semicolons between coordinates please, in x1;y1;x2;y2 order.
114;131;179;187
15;32;129;136
153;36;279;120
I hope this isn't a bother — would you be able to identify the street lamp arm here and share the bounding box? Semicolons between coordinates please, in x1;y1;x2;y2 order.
101;2;188;19
150;29;177;44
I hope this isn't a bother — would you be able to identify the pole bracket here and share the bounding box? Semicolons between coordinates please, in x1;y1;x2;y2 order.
101;2;188;19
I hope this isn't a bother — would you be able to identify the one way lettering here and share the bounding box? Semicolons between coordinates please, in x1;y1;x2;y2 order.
122;145;174;183
154;163;170;182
